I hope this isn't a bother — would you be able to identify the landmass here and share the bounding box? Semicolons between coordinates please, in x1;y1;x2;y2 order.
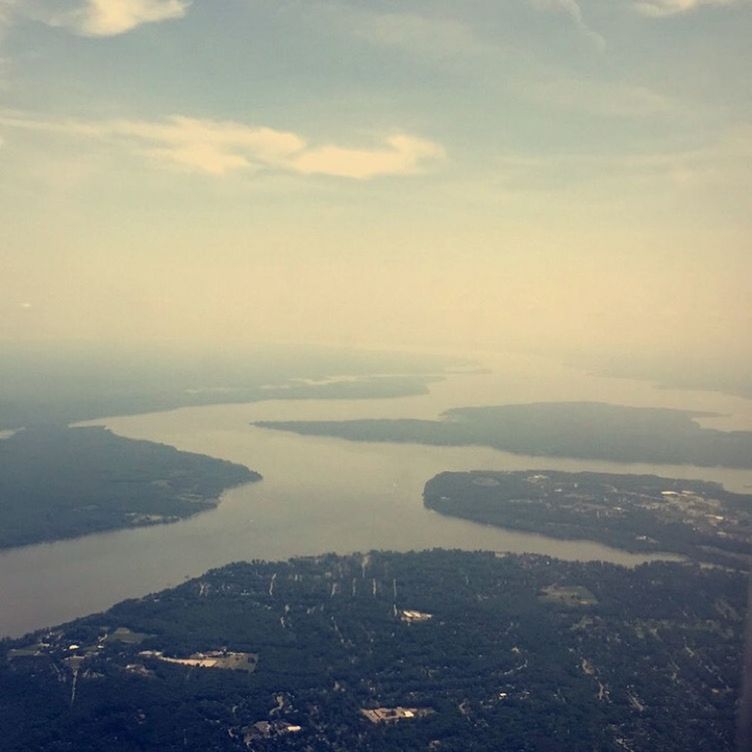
424;471;752;568
0;550;744;750
0;425;260;549
255;401;752;468
569;352;752;401
0;375;440;431
0;345;454;430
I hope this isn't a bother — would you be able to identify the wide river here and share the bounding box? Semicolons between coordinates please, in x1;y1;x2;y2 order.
2;352;752;638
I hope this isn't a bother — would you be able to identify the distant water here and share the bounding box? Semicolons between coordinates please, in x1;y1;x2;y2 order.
1;351;751;638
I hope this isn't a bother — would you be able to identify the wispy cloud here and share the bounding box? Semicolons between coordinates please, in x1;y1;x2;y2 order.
108;117;306;174
328;3;677;120
313;0;503;67
634;0;745;16
348;9;490;60
0;0;17;42
530;0;606;50
21;0;190;37
0;2;13;85
520;76;676;118
292;135;445;179
493;126;752;191
0;112;445;179
0;0;15;25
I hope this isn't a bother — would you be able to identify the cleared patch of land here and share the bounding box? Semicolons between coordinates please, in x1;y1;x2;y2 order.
538;585;598;607
105;627;151;645
139;650;258;672
360;707;433;724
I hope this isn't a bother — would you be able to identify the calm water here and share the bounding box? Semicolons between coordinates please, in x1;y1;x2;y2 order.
2;352;751;638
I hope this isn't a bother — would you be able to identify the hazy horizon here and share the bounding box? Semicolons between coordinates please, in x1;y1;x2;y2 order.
1;0;750;380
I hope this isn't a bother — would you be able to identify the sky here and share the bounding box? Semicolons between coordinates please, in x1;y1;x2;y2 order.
0;0;750;369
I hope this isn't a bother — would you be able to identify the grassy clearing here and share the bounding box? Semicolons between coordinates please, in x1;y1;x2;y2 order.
538;585;598;607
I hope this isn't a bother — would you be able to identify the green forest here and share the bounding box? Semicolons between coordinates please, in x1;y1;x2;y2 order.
1;550;744;751
424;470;752;568
255;401;752;469
0;426;259;549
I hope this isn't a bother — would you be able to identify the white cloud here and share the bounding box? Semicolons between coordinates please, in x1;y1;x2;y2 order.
292;135;445;180
76;0;190;36
111;117;306;174
530;0;606;50
0;112;445;179
634;0;745;16
21;0;190;37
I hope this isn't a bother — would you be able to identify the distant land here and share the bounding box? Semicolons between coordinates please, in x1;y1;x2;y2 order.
255;401;752;469
425;470;752;568
0;345;455;430
0;426;259;549
0;375;440;431
0;550;743;751
569;352;752;401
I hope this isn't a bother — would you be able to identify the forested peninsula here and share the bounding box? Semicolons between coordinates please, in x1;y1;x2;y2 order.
256;401;752;469
424;470;752;568
0;426;259;549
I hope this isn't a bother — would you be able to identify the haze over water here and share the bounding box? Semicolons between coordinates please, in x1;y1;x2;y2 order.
1;351;751;638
